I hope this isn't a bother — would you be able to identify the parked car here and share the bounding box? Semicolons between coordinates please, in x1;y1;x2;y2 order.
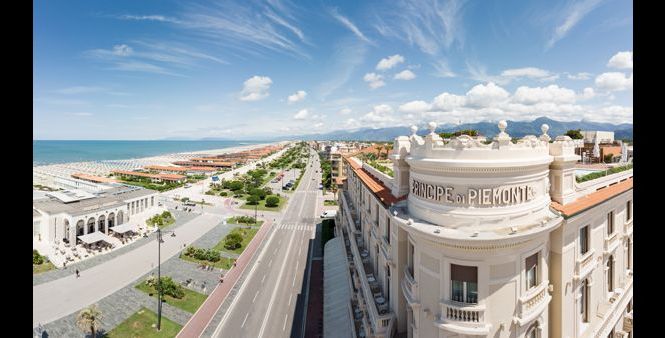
320;210;337;218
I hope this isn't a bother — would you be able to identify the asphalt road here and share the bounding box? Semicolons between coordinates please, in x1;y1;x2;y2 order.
210;148;321;338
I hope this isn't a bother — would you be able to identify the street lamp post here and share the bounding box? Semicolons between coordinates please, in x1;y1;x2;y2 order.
155;227;175;331
254;200;258;224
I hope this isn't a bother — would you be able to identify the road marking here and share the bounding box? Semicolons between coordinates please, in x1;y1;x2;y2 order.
241;312;249;328
258;230;297;338
292;274;296;287
261;274;266;283
298;246;302;256
253;290;259;303
288;293;293;306
283;314;288;331
296;261;299;271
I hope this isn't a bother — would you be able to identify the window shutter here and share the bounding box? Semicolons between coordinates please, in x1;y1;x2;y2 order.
526;253;538;271
451;264;477;283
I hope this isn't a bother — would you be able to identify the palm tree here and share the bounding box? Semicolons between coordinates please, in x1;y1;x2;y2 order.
376;145;383;159
76;305;103;338
384;143;393;159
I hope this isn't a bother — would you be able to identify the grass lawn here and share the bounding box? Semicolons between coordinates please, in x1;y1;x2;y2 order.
324;200;338;206
33;261;55;274
118;179;183;192
214;227;259;255
179;253;233;270
239;195;287;211
135;281;208;314
104;307;181;338
226;216;264;227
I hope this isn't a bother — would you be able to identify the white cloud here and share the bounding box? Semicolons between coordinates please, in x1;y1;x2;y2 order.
112;44;133;56
293;109;309;120
54;86;105;95
376;54;405;70
501;67;550;79
361;104;394;123
432;60;456;78
595;72;633;92
287;90;307;104
240;75;272;101
330;8;372;44
398;100;431;114
607;51;633;69
547;0;603;49
118;15;180;23
338;108;352;115
432;92;466;111
580;87;596;100
363;72;385;89
373;0;467;55
512;85;577;105
567;72;592;80
465;82;510;107
394;70;416;80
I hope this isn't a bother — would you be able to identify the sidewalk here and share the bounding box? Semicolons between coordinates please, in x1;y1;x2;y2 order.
176;218;275;338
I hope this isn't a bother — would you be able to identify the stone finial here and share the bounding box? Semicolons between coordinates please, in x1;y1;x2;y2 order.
498;120;507;133
540;123;551;142
428;121;437;134
410;125;418;136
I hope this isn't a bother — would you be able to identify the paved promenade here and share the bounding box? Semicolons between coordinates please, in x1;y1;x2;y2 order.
33;212;224;327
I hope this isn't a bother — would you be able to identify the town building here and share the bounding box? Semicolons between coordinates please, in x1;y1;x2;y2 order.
33;185;159;245
330;122;633;338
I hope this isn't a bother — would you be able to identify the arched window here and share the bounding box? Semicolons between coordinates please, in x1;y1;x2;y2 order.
607;255;614;292
526;322;539;338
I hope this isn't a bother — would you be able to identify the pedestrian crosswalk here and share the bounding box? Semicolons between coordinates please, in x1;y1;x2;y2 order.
275;223;312;231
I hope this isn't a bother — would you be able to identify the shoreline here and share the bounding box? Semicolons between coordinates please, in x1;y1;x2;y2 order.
33;141;286;179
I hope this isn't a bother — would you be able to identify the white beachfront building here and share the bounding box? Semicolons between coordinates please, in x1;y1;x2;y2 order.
331;121;633;338
33;185;159;245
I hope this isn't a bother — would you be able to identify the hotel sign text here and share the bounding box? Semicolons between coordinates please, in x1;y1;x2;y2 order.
411;178;536;207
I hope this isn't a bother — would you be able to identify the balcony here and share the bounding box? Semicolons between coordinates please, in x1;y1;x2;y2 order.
514;280;551;326
346;209;395;337
401;267;419;307
604;232;620;256
574;249;596;281
625;219;633;237
380;236;392;266
434;300;491;335
591;275;633;337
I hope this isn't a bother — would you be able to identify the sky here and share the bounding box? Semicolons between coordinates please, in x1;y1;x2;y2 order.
33;0;633;140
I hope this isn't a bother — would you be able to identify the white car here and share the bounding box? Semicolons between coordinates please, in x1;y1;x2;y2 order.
320;210;337;218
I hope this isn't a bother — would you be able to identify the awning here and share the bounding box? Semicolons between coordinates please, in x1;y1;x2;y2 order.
77;231;114;244
112;223;138;234
323;237;354;338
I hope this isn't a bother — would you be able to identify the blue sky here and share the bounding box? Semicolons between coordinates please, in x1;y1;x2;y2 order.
34;0;633;140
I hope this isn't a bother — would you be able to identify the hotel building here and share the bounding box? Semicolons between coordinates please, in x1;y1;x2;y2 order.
331;121;633;338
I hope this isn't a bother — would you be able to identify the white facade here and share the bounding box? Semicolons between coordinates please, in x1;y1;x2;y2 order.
335;122;633;338
33;186;159;245
582;131;615;144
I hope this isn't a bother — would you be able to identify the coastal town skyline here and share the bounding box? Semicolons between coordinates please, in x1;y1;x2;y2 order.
34;0;632;140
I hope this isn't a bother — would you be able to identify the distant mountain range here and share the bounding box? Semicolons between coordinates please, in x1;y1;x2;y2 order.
295;117;633;141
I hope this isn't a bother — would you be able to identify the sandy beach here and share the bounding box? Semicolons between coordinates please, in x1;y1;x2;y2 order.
33;141;284;179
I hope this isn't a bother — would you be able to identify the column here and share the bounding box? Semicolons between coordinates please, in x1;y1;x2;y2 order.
70;223;76;245
84;220;89;235
104;217;109;234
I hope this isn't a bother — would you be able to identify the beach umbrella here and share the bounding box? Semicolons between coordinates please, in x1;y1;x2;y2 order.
621;142;628;163
592;138;600;161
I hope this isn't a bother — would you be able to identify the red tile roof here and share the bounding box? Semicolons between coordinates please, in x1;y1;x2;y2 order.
345;157;404;207
551;177;633;218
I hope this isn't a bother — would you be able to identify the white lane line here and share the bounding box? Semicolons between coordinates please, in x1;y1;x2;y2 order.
288;293;293;306
292;274;296;287
257;230;298;338
296;261;299;271
211;226;281;338
269;258;273;265
241;312;249;328
253;290;259;303
261;274;266;283
283;314;288;331
298;246;302;256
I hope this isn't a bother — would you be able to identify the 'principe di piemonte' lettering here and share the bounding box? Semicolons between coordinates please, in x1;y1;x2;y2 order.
411;178;536;206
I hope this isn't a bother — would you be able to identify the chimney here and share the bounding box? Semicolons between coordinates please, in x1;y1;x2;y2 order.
549;135;579;204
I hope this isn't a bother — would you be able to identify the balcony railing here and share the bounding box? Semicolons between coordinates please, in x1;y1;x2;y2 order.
380;236;392;264
401;268;419;306
345;203;395;336
604;232;620;255
574;249;596;281
514;280;551;326
591;275;633;337
435;300;491;335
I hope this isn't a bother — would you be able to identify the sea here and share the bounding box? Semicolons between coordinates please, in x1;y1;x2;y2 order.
33;140;264;166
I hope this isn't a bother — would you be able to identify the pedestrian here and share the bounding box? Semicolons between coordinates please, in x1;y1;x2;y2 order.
75;269;80;278
63;261;66;269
